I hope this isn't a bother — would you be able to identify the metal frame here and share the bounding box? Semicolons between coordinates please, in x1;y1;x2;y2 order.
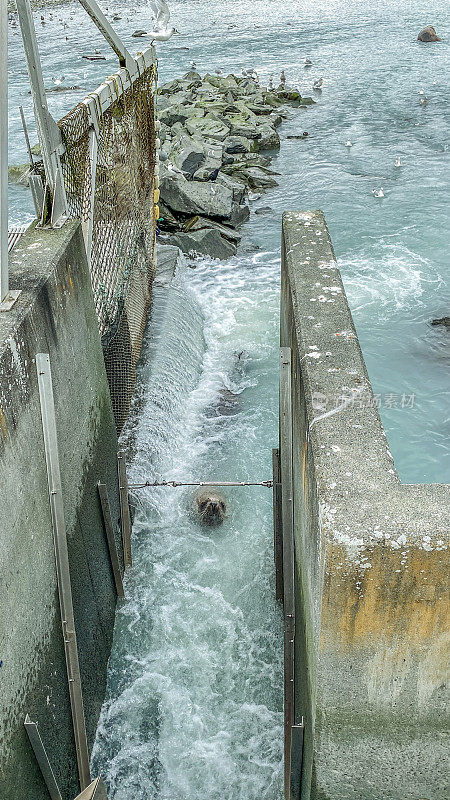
272;448;284;603
97;482;125;597
289;720;305;800
24;715;63;800
36;353;91;791
279;347;296;799
77;0;135;70
117;452;132;568
15;0;68;227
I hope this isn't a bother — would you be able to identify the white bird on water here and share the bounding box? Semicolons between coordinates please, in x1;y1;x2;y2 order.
304;57;312;67
52;76;65;86
372;187;384;198
345;139;352;147
313;77;323;90
149;0;178;44
395;156;403;167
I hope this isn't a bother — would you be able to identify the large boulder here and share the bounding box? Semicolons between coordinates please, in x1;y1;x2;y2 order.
215;172;247;204
165;229;237;260
257;124;281;150
223;135;255;154
186;116;231;142
160;174;234;220
229;202;250;228
183;215;241;243
417;26;442;42
170;137;206;178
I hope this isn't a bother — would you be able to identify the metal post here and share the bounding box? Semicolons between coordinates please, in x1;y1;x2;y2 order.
77;0;135;70
0;0;8;302
36;353;91;791
280;347;295;799
0;3;22;311
16;0;68;226
83;127;98;264
117;452;132;568
97;482;125;598
24;715;63;800
272;448;284;603
289;720;305;800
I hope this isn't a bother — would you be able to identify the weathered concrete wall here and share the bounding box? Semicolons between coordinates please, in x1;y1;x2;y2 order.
281;211;449;799
0;222;123;799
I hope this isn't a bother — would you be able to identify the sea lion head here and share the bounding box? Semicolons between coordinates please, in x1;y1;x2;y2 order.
195;489;227;526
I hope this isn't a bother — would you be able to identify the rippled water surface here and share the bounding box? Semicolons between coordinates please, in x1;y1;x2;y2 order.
6;2;450;795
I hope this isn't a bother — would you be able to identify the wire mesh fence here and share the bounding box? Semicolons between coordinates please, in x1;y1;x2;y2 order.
58;64;158;431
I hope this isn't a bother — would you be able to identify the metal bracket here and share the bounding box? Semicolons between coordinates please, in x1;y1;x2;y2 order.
77;0;135;71
50;168;69;228
117;452;132;568
24;714;63;800
272;448;284;604
98;482;125;598
74;777;109;800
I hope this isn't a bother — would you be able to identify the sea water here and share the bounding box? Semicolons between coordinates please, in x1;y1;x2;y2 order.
6;2;450;795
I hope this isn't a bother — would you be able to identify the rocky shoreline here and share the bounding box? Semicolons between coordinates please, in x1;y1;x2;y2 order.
155;71;315;259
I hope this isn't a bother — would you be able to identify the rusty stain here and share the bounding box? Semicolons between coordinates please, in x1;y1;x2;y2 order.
320;541;448;651
0;406;7;442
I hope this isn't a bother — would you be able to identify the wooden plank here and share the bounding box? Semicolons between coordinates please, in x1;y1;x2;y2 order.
272;448;283;603
117;452;132;568
24;715;62;800
36;353;91;791
279;346;295;800
97;483;125;598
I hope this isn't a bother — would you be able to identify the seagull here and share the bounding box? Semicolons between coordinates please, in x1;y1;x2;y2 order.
268;75;274;89
248;191;262;201
313;77;323;90
280;70;286;85
394;157;402;167
149;0;178;44
189;60;196;68
418;88;425;95
215;68;223;75
304;57;312;67
372;187;384;198
346;139;352;147
432;79;437;86
419;96;428;105
52;76;65;86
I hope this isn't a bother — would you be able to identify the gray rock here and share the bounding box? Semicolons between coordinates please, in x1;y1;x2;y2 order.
430;317;450;328
417;26;442;42
215;172;247;203
166;229;237;259
170;137;206;178
183;216;241;243
254;206;273;215
160;174;234;220
223;136;254;154
257;124;280;150
229;203;250;228
159;104;190;127
186;117;231;141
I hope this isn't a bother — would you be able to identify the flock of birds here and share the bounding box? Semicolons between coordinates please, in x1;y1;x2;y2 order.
9;0;438;204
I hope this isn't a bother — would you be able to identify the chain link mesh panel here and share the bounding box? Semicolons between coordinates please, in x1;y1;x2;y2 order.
58;65;157;431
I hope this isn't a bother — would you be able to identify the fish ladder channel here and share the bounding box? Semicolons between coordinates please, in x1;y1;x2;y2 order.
91;250;284;800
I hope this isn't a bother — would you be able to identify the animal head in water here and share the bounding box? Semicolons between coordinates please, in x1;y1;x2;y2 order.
195;490;227;526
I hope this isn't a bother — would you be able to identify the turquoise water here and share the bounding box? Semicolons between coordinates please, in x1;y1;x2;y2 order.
6;4;449;795
7;0;450;482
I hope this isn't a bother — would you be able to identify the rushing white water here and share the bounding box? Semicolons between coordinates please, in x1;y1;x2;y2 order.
91;252;283;798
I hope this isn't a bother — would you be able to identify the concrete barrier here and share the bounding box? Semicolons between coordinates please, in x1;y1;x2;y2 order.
0;222;123;799
280;211;449;799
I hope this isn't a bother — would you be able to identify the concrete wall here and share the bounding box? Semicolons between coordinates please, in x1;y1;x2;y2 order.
280;211;449;800
0;222;123;799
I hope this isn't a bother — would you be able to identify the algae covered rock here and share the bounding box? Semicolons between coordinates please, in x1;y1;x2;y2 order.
417;26;442;42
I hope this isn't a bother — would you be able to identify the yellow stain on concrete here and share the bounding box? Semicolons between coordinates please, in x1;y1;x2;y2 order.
321;540;448;651
0;406;7;442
